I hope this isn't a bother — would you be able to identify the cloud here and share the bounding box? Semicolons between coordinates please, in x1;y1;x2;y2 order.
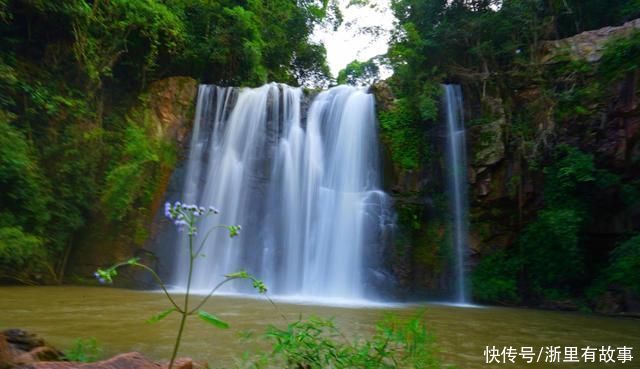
312;0;394;78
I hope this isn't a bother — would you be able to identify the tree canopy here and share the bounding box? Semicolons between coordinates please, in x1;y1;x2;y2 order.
0;0;339;283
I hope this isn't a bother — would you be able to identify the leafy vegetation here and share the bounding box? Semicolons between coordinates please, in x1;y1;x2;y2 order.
470;145;638;304
0;0;338;284
385;0;640;307
246;314;449;369
599;30;640;81
471;250;520;304
378;98;424;170
603;234;640;295
337;58;380;86
64;337;103;363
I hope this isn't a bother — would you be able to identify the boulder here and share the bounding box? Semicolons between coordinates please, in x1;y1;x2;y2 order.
0;329;63;368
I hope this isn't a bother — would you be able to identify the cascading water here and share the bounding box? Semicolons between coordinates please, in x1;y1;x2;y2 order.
443;84;469;304
171;83;393;302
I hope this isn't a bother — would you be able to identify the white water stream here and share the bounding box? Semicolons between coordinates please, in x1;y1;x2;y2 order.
171;84;393;301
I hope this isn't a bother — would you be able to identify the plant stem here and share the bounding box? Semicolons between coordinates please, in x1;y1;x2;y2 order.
168;233;195;369
131;262;183;313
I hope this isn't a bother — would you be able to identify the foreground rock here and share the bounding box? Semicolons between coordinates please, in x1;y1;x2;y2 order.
0;329;63;368
15;352;192;369
0;330;193;369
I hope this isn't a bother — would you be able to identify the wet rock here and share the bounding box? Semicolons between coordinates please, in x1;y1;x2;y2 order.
3;330;45;353
146;77;199;146
0;329;63;368
14;347;63;365
468;118;505;168
0;334;13;369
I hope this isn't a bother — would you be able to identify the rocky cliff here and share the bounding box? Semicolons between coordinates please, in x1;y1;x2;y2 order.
375;19;640;310
67;77;198;285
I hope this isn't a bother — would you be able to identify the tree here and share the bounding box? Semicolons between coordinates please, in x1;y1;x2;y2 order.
336;58;380;86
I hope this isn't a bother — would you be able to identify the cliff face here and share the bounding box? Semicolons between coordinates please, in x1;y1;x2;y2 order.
468;21;640;253
67;77;198;284
375;20;640;308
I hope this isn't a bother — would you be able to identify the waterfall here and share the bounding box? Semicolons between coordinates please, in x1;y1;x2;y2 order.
170;83;393;301
443;84;469;304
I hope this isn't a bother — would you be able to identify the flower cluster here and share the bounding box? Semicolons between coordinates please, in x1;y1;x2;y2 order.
94;270;111;284
164;201;220;234
165;201;219;219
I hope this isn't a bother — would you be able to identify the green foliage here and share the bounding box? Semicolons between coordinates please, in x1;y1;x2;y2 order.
603;234;640;295
519;208;583;299
0;0;337;283
337;58;380;86
387;0;637;118
64;337;103;363
471;250;520;304
0;118;50;233
101;123;173;222
473;145;634;304
164;0;336;86
414;221;448;272
385;0;640;307
543;146;596;210
0;0;8;23
599;30;640;81
514;146;598;300
544;59;604;122
248;315;446;368
197;310;229;329
619;0;640;19
75;0;186;89
378;98;424;170
418;82;440;122
0;226;46;282
147;307;177;324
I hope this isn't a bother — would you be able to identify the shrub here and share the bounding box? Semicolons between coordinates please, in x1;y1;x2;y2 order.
471;250;520;304
246;314;449;368
64;337;103;363
604;234;640;295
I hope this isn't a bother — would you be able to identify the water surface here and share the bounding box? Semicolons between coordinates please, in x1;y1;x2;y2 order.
1;286;638;368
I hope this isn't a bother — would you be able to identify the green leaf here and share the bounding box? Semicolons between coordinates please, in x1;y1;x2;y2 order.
227;225;241;238
146;307;177;324
197;310;229;329
252;278;267;294
225;270;249;279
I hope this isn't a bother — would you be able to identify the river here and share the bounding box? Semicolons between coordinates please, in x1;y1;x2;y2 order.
1;286;638;368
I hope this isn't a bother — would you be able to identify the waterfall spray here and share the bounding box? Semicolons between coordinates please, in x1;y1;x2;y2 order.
170;84;393;302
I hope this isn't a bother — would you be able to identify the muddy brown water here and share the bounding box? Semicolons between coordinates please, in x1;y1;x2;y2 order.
1;286;638;368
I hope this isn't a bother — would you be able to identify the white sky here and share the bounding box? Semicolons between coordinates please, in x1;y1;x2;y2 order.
312;0;395;79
